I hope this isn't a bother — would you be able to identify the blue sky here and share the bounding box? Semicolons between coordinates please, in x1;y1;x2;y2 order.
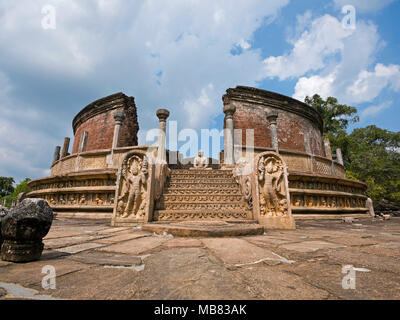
0;0;399;183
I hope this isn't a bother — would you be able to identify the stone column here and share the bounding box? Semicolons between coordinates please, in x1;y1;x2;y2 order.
112;111;126;149
52;146;61;163
366;198;375;217
267;112;279;153
61;137;70;158
78;131;88;153
223;104;236;165
336;148;344;165
156;109;170;163
324;138;332;160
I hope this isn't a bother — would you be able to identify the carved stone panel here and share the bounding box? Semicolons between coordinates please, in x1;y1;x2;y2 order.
111;151;155;226
252;152;295;229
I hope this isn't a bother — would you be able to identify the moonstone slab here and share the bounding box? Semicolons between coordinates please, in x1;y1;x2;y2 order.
1;199;53;263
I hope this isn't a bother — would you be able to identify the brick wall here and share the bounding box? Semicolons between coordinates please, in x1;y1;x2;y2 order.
71;93;139;154
223;87;325;157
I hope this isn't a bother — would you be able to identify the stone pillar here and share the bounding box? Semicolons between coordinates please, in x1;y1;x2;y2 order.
156;109;170;163
336;148;344;165
78;131;88;153
52;146;61;163
304;132;311;154
324;138;332;160
223;104;236;165
366;198;375;217
267;112;279;153
61;137;70;158
112;111;126;149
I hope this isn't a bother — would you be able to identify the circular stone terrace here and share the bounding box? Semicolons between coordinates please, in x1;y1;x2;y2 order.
27;87;369;222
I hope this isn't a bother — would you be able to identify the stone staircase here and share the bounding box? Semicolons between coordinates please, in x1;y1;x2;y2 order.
154;169;253;222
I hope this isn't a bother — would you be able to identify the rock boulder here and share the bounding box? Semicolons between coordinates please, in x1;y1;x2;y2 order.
1;198;53;263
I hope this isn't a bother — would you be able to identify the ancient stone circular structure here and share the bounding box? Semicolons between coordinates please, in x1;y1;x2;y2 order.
224;86;324;156
27;86;369;226
72;92;139;153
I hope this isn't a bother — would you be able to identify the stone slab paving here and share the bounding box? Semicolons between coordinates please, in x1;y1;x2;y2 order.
162;238;204;249
55;243;106;254
70;251;143;267
0;217;399;300
202;238;282;265
95;232;151;244
97;236;167;255
279;241;346;253
44;235;110;249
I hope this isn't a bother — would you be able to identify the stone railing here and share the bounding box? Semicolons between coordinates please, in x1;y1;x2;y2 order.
50;146;153;176
235;146;346;178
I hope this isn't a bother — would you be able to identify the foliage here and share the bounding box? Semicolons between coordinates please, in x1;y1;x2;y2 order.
0;177;14;198
345;126;400;203
12;178;31;198
305;94;400;204
305;94;359;138
0;178;31;208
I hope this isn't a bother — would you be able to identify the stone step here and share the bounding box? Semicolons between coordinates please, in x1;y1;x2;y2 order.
159;194;245;203
142;221;263;237
165;180;239;189
153;210;253;221
169;175;234;180
170;169;232;174
155;201;248;210
169;176;235;182
163;188;242;195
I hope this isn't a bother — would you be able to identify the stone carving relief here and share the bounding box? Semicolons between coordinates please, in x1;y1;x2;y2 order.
42;192;115;207
115;154;149;219
233;159;253;210
252;152;295;229
257;154;289;217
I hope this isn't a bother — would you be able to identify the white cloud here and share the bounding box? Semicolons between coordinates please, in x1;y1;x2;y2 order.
266;12;399;107
333;0;396;13
0;0;290;180
264;14;351;80
347;64;400;103
360;101;392;120
293;73;336;101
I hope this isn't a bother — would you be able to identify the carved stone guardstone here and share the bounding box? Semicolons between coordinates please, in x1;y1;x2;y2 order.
252;152;295;230
1;198;53;263
111;150;155;226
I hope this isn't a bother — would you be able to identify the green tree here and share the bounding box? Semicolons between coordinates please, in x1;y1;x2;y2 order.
11;178;31;198
305;94;359;137
305;95;400;205
345;126;400;203
0;177;14;198
305;95;359;165
0;178;31;208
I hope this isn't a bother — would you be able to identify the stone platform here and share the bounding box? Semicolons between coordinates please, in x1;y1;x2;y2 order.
1;217;400;300
141;221;264;237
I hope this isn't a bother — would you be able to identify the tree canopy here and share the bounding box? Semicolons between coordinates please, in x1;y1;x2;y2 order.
0;177;31;207
0;177;14;198
305;94;359;137
305;95;400;205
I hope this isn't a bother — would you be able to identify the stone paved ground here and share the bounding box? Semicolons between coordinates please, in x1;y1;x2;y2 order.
0;217;400;300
